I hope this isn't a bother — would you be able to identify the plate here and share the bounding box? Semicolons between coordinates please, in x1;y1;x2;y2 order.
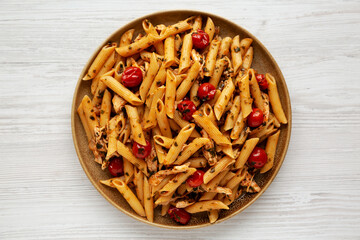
71;10;292;229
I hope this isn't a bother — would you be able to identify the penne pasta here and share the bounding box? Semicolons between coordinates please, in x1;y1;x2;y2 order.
116;141;148;176
223;95;241;131
139;52;160;101
77;103;92;141
266;73;288;124
176;60;201;100
101;76;143;106
81;95;98;137
83;43;117;80
203;156;235;184
155;99;172;138
204;17;215;42
178;34;193;74
185;200;229;213
193;113;231;146
112;179;146;217
165;70;176;118
153;135;174;149
234;138;259;169
163;124;195;165
238;72;253;118
214;78;235;120
125;105;146;145
159;168;196;196
173;138;211;165
99;89;112;127
218;37;232;58
204;39;220;77
143;86;165;130
209;58;227;88
231;35;242;75
143;175;154;222
164;35;175;67
261;130;280;173
242;46;253;70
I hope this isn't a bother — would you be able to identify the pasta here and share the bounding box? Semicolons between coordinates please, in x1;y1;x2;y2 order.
78;15;288;225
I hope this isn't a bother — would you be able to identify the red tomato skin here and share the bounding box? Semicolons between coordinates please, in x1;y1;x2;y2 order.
168;206;191;225
192;30;210;49
121;66;143;87
247;108;264;128
108;157;124;177
177;100;197;121
132;140;151;159
186;170;205;187
248;147;268;169
256;74;268;91
197;83;216;101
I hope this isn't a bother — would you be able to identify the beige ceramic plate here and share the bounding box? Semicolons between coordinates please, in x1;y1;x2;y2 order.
71;10;292;229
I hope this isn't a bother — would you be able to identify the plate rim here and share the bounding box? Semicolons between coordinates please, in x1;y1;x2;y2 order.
71;9;292;229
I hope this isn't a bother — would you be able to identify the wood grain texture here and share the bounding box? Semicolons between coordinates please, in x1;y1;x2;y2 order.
0;0;359;239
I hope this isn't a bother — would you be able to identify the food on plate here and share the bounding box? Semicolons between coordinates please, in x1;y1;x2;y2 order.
78;15;287;225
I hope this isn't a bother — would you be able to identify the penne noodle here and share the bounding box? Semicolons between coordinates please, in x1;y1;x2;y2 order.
173;138;211;165
153;135;174;149
173;111;201;138
139;53;160;101
240;38;253;57
83;43;117;80
160;17;193;40
261;130;280;173
143;86;165;130
184;157;208;168
193;113;231;146
155;99;172;138
208;89;222;107
185;200;229;213
174;34;182;57
92;69;115;107
266;73;288;124
143;175;154;222
223;95;241;131
178;34;193;74
231;35;242;75
140;51;164;62
165;70;176;118
77;103;92;141
242;46;253;69
214;78;235;120
234;138;259;169
209;210;219;223
101;76;143;106
123;158;134;184
91;51;117;95
205;169;229;192
105;115;120;161
99;89;112;127
209;58;227;88
125;105;146;145
203;156;235;184
100;176;125;188
159;168;196;196
112;179;146;217
192;16;202;31
230;111;246;140
116;140;148;176
146;62;167;106
204;39;220;77
161;204;171;216
176;60;202;100
81;95;98;137
134;168;144;206
163;124;195;165
204;17;215;42
201;103;217;126
164;35;175;67
218;37;232;58
116;33;160;57
238;72;253;118
152;127;166;164
190;80;201;107
248;69;265;112
151;175;172;197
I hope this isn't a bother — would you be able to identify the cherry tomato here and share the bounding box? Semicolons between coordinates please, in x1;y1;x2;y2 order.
168;206;191;225
186;170;205;188
197;83;216;101
132;139;151;159
177;100;197;121
121;66;143;87
248;147;267;169
255;74;268;91
192;30;210;49
247;108;264;128
108;157;124;177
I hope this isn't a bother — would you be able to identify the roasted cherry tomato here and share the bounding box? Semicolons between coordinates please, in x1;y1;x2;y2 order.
192;29;210;49
132;139;151;159
247;108;264;128
177;100;197;121
121;66;143;87
248;147;267;169
255;74;268;91
108;157;124;177
186;170;205;188
168;206;191;225
197;83;216;101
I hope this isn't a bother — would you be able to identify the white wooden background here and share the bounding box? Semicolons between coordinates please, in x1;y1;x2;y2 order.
1;0;359;239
